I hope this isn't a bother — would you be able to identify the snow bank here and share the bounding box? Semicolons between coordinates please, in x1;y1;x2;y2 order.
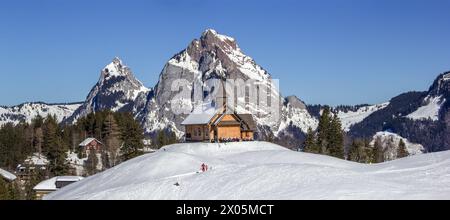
46;141;450;200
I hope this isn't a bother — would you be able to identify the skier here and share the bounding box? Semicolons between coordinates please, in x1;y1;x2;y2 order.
201;163;206;172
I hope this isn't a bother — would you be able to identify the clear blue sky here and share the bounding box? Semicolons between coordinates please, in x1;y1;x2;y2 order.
1;0;450;106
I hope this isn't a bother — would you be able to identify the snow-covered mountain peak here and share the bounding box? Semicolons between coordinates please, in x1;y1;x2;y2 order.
101;57;130;80
201;29;236;45
147;30;313;138
65;58;150;123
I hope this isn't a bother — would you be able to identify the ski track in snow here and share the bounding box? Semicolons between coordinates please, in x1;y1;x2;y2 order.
46;142;450;200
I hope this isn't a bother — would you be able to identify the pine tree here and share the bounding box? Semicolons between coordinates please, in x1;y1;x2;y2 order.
303;127;319;153
44;115;68;176
317;106;331;154
0;177;11;200
34;127;43;155
102;113;121;167
32;114;44;155
156;130;166;149
372;137;384;163
327;114;344;159
7;181;22;200
85;148;99;176
120;113;145;161
397;139;408;158
348;139;362;162
24;170;45;200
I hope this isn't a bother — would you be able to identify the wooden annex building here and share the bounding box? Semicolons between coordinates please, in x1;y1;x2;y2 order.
181;103;256;142
78;138;103;157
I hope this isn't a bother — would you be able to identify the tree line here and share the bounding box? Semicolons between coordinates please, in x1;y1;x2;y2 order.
0;110;169;200
302;106;408;162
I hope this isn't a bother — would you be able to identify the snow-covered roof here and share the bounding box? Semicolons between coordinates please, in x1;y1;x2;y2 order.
34;176;84;191
0;168;17;181
181;102;219;125
56;176;84;182
79;138;102;147
33;177;58;191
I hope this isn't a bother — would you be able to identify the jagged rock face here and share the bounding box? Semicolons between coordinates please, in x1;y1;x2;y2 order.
428;72;450;97
66;57;150;123
143;29;317;138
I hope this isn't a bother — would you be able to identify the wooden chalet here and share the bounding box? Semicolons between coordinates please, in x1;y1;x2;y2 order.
181;102;256;142
79;138;103;156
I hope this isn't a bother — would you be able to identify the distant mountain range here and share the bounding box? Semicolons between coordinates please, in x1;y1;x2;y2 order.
1;29;448;153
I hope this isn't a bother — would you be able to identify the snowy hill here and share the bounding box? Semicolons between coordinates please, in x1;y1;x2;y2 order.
370;131;424;161
347;71;450;152
337;102;389;131
0;102;81;126
46;142;450;200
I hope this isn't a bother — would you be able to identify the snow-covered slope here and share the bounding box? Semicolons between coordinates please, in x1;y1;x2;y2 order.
337;102;389;131
370;131;424;161
407;95;443;121
46;141;449;200
0;102;81;127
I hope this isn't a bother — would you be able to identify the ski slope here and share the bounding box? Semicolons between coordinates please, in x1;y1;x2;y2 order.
46;142;450;200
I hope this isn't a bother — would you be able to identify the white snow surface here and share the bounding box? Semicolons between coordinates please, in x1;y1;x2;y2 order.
407;95;443;121
338;102;389;131
0;168;17;181
46;141;450;200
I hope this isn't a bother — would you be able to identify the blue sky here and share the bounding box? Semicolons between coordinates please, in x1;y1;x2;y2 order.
1;0;450;106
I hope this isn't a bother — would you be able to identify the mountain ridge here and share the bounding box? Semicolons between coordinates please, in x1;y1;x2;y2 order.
0;29;448;153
